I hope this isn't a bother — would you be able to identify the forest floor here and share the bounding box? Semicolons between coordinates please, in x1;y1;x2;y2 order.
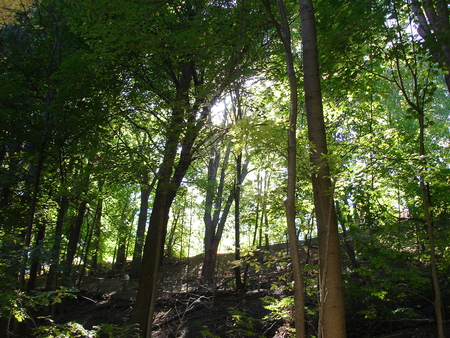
49;252;445;338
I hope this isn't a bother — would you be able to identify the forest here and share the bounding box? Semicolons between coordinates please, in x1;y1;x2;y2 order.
0;0;449;337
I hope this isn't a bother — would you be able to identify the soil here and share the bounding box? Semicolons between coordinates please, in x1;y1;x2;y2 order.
41;252;445;338
63;253;289;337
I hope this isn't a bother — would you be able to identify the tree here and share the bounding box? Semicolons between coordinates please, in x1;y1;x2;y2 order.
202;138;236;281
411;0;450;92
129;173;153;279
125;3;264;334
261;0;306;335
381;6;446;334
299;0;346;337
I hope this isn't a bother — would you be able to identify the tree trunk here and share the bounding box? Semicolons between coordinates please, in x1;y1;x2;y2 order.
133;61;208;337
262;0;306;336
202;142;234;281
133;150;178;335
21;139;46;289
130;174;153;279
46;195;69;290
418;110;445;338
27;219;46;291
64;199;87;286
90;181;104;276
165;206;181;258
299;0;346;337
77;221;94;288
335;202;358;268
278;0;306;334
203;192;235;280
232;86;246;293
0;143;22;211
234;153;244;292
411;0;450;93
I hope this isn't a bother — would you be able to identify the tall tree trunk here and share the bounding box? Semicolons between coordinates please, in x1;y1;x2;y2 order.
165;205;181;258
64;199;87;286
90;181;104;276
390;13;445;334
262;0;306;336
77;220;94;288
411;0;450;93
27;219;46;291
21;139;46;289
202;142;234;281
418;110;444;338
234;153;244;293
202;191;235;281
130;174;153;279
232;86;245;293
299;0;346;337
335;202;358;268
133;62;208;337
46;195;69;290
133;159;178;337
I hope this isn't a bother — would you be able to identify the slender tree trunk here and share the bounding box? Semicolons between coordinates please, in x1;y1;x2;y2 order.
90;181;104;276
202;142;234;281
234;153;244;292
411;0;450;93
115;204;132;272
133;163;176;337
27;219;46;291
64;199;87;286
165;207;181;258
21;139;46;289
133;62;208;337
232;86;246;293
418;110;445;338
335;202;358;268
299;0;346;337
130;174;153;279
46;195;69;290
77;221;94;288
203;192;235;280
262;0;306;336
0;143;22;211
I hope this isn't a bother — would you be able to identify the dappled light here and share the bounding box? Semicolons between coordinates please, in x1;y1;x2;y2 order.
1;0;449;337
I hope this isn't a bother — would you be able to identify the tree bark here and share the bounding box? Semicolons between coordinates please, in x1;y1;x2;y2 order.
411;0;450;92
234;152;247;293
202;142;235;281
130;174;153;279
26;219;46;291
299;0;346;337
418;110;445;338
64;199;87;286
21;139;46;289
132;62;208;337
46;195;69;290
90;181;104;276
262;0;306;336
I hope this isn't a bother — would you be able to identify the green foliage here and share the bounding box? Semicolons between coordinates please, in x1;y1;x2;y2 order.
93;323;141;338
262;295;294;322
229;310;263;338
33;321;96;338
200;326;221;338
0;0;449;336
0;287;77;323
32;322;141;338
